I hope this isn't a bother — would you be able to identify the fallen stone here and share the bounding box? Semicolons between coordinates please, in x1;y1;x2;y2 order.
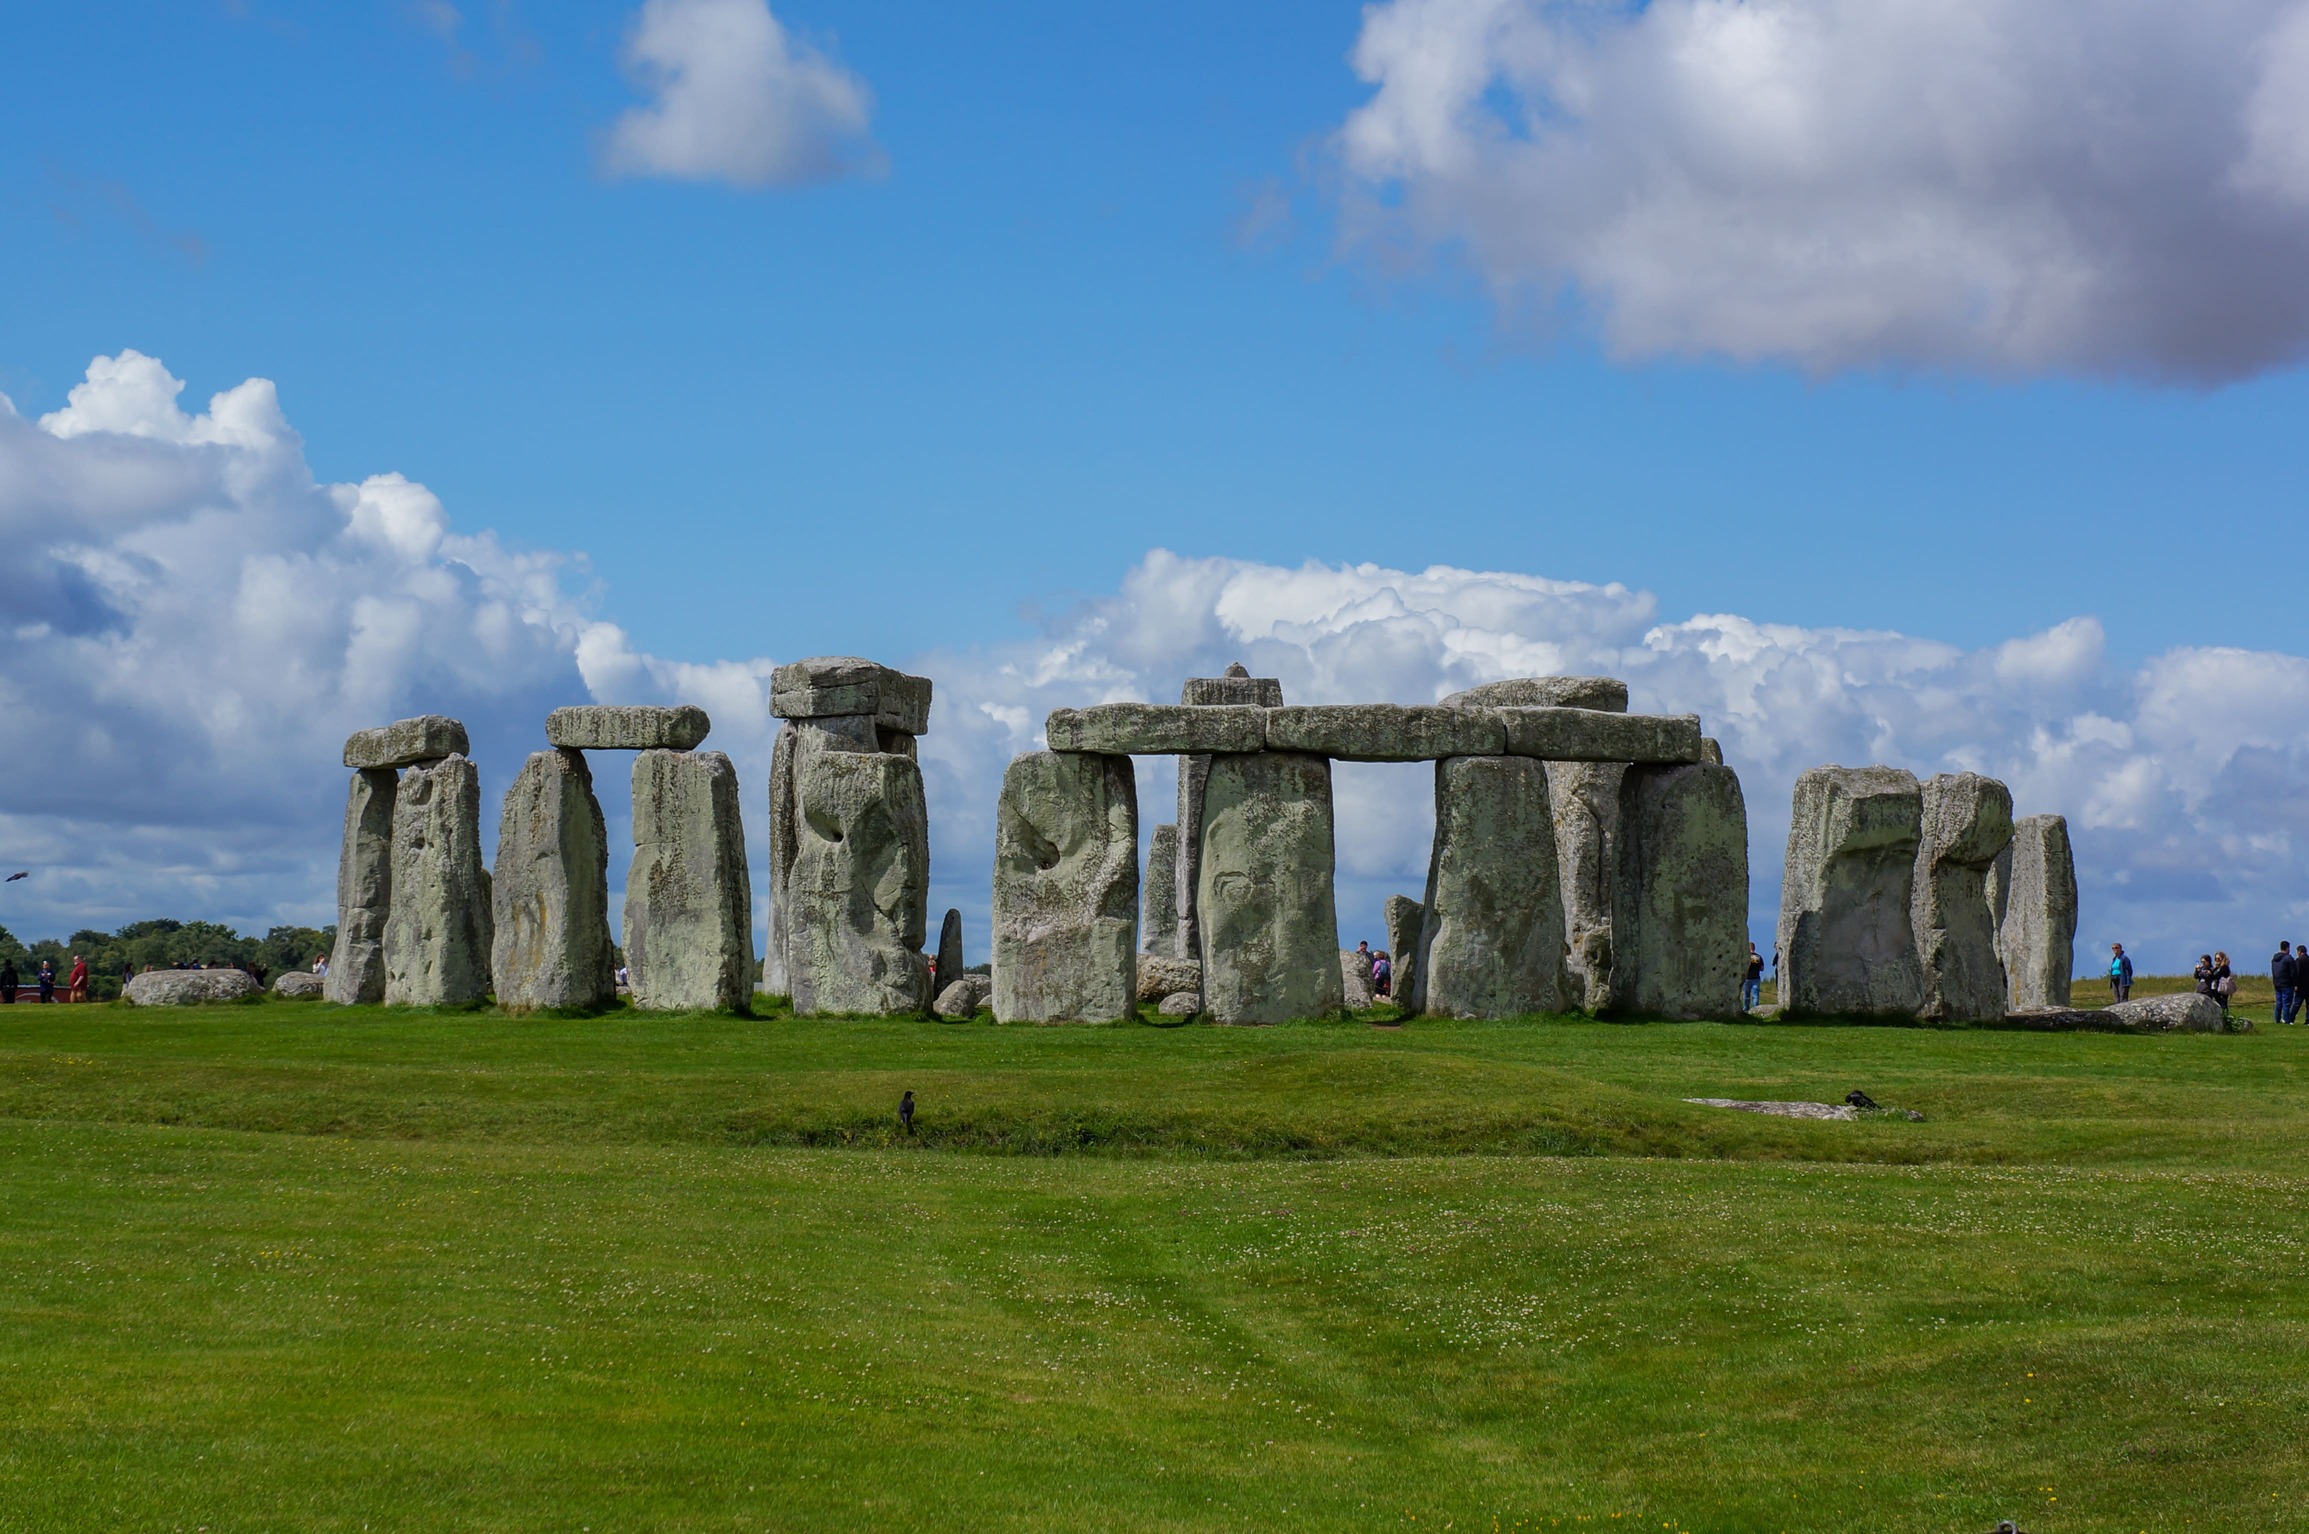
623;749;755;1012
272;970;325;999
1999;1007;2128;1032
1686;1098;1858;1121
1143;823;1179;957
383;755;494;1007
1777;766;1925;1019
992;750;1140;1024
1996;814;2077;1013
123;969;260;1006
786;746;932;1015
1913;772;2014;1024
1046;703;1266;755
1158;990;1200;1017
1442;676;1628;712
769;656;933;734
1341;948;1375;1010
934;908;965;1001
1135;953;1202;1004
1496;709;1703;764
1415;755;1567;1018
2108;993;2235;1032
1383;893;1423;1001
325;768;396;1005
934;979;985;1020
491;748;615;1012
1263;704;1507;762
1198;752;1342;1023
344;715;469;771
1610;762;1748;1020
545;704;711;752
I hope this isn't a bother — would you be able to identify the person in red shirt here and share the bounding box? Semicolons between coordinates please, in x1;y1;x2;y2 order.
66;953;89;1004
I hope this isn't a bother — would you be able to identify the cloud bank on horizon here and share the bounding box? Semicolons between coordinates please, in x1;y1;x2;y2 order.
5;352;2304;971
1335;0;2309;381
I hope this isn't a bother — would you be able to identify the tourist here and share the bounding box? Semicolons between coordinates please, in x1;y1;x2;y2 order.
37;960;54;1003
66;953;88;1004
1743;943;1764;1010
2294;943;2308;1023
899;1090;916;1134
2211;951;2236;1018
2194;954;2215;994
2274;942;2298;1027
0;959;16;1004
312;953;328;977
1372;951;1392;997
2109;943;2133;1002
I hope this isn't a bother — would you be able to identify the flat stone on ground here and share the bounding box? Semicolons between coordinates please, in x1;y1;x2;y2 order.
2108;993;2235;1032
272;970;325;998
1686;1098;1858;1121
124;969;260;1006
1158;990;1200;1017
344;715;469;770
545;704;710;751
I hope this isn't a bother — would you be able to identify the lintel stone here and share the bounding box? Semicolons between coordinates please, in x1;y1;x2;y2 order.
344;715;469;770
769;656;932;734
1047;703;1266;755
1263;704;1505;761
546;704;710;751
1497;708;1702;764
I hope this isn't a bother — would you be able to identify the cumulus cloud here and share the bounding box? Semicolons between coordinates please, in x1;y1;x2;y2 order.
599;0;879;189
1333;0;2309;380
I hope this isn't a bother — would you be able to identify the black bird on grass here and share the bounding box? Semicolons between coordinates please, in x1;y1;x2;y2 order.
899;1090;915;1135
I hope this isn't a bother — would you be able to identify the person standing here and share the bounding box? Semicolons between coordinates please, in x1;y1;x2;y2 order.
1743;943;1765;1010
36;960;54;1004
0;959;16;1005
2275;942;2299;1027
66;953;88;1004
2211;951;2236;1019
899;1090;916;1135
2109;944;2134;1003
1371;951;1392;998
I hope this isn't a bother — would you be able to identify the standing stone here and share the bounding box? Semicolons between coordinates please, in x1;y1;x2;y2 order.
325;768;397;1005
1777;766;1925;1019
1175;665;1285;961
1340;949;1375;1010
490;749;614;1013
1383;894;1423;1001
1445;677;1627;1012
383;754;494;1007
1913;772;2015;1023
1610;762;1748;1021
935;908;965;999
1143;823;1179;957
1413;755;1568;1018
991;751;1139;1023
1197;751;1342;1024
1996;814;2078;1012
625;750;754;1012
787;747;931;1015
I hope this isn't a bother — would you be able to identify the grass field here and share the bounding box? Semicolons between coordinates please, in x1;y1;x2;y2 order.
2;990;2304;1531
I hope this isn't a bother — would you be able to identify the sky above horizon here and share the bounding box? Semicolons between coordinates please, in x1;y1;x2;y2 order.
5;0;2309;975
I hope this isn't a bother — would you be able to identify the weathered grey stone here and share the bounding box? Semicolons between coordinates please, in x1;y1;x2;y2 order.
545;704;710;751
1174;671;1285;963
934;976;990;1020
1046;703;1266;755
1135;953;1202;1005
1913;772;2014;1024
123;969;259;1006
1546;762;1625;1012
343;715;468;770
272;970;325;999
1159;990;1200;1016
1442;676;1629;712
2108;993;2232;1032
769;656;933;734
934;908;965;1000
1261;704;1506;761
992;751;1139;1023
787;747;931;1015
1777;766;1925;1019
1700;738;1724;767
1686;1097;1858;1121
1198;752;1343;1024
1383;894;1423;1000
1340;949;1375;1010
325;768;396;1005
1610;762;1748;1021
491;749;615;1012
1496;709;1703;764
624;750;754;1012
1412;756;1567;1018
383;755;494;1007
1143;823;1179;957
1181;667;1284;708
1996;814;2077;1013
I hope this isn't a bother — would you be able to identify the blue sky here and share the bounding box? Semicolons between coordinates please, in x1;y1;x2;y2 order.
5;0;2309;970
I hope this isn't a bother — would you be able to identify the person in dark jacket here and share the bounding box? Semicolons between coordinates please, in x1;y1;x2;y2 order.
0;960;15;1005
36;960;54;1003
899;1090;915;1135
2275;943;2299;1027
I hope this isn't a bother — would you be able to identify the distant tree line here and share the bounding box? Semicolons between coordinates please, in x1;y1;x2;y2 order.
0;919;336;1000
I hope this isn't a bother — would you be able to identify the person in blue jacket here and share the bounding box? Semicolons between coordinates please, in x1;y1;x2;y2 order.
2108;943;2133;1003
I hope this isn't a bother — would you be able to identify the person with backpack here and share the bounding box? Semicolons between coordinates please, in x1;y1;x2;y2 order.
2109;944;2133;1002
2274;942;2299;1027
2212;952;2236;1017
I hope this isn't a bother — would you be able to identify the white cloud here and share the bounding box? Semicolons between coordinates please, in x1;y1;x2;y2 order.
7;355;2305;976
599;0;879;189
1333;0;2309;381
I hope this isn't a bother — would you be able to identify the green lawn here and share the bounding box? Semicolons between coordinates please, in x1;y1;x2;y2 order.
1;995;2304;1531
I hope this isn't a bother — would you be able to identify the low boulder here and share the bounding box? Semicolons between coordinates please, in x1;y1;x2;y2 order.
1158;991;1200;1017
272;971;325;999
934;974;992;1019
124;969;260;1006
1135;953;1201;1004
2108;993;2235;1033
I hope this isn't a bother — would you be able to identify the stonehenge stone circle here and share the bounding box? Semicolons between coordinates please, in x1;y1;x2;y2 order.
1610;762;1748;1021
383;754;494;1007
785;746;931;1016
1045;701;1697;764
1197;751;1342;1024
1995;814;2077;1012
124;969;260;1006
1173;665;1284;963
991;750;1140;1024
546;704;710;752
343;715;468;771
491;748;615;1012
1143;823;1179;957
1414;755;1567;1018
1913;772;2015;1023
624;749;754;1012
1383;894;1423;1000
1777;766;1926;1019
325;767;397;1004
935;908;965;999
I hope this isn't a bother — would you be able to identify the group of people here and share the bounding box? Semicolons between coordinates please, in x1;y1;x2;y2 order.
1349;941;1397;997
2270;942;2309;1024
0;954;87;1004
